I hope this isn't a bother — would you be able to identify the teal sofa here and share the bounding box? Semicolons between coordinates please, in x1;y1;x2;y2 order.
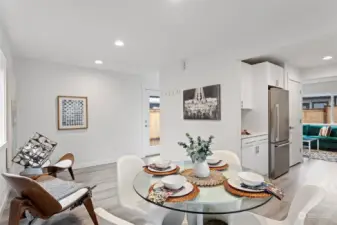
303;124;337;151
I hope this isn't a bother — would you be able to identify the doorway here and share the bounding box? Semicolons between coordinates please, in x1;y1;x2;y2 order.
143;89;161;156
289;80;303;166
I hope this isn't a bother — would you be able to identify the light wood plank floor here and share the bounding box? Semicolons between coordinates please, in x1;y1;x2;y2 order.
1;158;336;225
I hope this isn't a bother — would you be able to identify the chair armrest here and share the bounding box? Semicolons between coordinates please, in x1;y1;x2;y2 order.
95;208;134;225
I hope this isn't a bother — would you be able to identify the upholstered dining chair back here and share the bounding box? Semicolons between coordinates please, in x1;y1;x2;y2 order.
95;208;135;225
2;173;62;216
117;155;145;207
286;185;325;225
212;150;241;166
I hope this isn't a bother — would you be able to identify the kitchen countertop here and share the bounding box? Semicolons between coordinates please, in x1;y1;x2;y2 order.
241;132;268;139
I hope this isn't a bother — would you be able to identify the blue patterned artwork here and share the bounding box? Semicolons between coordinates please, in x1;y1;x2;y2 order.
58;96;88;130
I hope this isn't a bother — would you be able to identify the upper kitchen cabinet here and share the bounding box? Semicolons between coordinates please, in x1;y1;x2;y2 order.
240;62;253;109
254;62;285;89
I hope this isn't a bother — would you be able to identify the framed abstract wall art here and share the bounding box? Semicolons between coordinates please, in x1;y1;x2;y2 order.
183;84;221;120
57;96;88;130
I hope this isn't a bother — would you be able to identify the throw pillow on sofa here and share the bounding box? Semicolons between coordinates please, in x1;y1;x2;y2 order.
319;126;331;137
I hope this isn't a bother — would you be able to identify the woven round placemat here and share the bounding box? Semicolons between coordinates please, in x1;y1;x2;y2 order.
223;179;271;198
209;163;229;171
149;183;200;203
180;169;226;187
144;166;180;176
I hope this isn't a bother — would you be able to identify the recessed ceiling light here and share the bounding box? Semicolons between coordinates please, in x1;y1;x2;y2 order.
114;40;124;47
95;60;103;65
323;56;333;60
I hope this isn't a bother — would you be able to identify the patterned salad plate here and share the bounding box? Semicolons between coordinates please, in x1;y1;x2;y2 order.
227;178;264;193
148;164;177;173
153;182;194;197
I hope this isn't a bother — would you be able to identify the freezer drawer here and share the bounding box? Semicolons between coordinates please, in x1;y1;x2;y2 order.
269;141;290;179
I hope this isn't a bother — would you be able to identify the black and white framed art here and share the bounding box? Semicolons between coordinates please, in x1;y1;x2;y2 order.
183;84;221;120
57;96;88;130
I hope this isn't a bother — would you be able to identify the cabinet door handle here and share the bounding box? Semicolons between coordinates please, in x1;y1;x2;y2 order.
255;146;259;153
276;80;279;86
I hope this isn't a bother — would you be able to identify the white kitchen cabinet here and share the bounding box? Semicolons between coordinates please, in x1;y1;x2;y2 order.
240;62;253;109
254;142;268;175
241;144;256;171
254;62;284;89
241;135;269;176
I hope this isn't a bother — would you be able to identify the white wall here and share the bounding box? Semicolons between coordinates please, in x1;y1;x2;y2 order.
15;58;151;168
303;81;337;96
0;23;16;218
160;55;241;160
301;64;337;95
142;72;160;90
301;64;337;83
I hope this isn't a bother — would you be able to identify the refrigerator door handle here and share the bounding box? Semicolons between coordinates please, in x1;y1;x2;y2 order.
275;142;291;148
275;104;280;142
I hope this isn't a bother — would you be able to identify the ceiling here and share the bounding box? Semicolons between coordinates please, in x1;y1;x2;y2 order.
2;0;337;74
265;32;337;70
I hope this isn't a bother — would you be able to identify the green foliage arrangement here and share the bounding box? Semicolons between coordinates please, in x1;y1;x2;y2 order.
178;133;214;163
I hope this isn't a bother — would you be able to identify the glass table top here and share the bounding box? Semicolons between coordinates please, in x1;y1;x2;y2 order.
133;161;272;214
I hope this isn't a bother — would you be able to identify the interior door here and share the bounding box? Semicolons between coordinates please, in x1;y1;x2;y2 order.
289;80;303;166
143;89;161;156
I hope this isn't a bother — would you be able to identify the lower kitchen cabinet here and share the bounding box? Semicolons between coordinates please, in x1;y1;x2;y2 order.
242;139;268;176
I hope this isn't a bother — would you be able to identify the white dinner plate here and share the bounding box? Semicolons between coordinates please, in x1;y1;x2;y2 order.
227;178;264;193
148;163;177;172
208;160;227;168
154;182;194;197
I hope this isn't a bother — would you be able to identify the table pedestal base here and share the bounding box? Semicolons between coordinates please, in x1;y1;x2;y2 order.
186;214;227;225
187;213;203;225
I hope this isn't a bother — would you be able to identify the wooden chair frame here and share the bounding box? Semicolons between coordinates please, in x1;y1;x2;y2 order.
44;153;75;180
2;173;98;225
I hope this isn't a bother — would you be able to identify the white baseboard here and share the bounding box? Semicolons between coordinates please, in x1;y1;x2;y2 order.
0;186;9;221
73;153;145;169
73;158;117;169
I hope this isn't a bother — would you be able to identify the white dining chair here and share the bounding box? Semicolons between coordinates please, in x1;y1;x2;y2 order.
212;150;241;166
206;150;242;223
95;208;135;225
116;155;184;225
229;185;325;225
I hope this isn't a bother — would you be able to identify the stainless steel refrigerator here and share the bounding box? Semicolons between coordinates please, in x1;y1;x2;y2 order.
269;87;290;179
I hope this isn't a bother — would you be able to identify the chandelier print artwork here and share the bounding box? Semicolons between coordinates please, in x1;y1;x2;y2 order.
183;84;221;120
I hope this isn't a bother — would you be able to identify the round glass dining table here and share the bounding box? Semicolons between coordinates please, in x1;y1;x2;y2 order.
133;161;272;225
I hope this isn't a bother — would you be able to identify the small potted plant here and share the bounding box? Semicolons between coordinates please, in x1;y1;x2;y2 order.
178;133;214;177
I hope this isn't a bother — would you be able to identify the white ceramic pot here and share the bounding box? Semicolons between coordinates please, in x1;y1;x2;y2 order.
193;161;210;178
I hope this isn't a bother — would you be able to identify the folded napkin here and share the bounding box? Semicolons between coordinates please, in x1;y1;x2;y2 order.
148;185;184;204
240;182;284;200
208;160;222;166
144;164;171;171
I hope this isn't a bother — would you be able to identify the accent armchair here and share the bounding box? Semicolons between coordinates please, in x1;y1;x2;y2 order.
2;173;98;225
43;153;75;180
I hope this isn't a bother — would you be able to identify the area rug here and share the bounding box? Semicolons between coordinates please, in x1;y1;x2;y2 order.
26;213;82;225
303;149;337;162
